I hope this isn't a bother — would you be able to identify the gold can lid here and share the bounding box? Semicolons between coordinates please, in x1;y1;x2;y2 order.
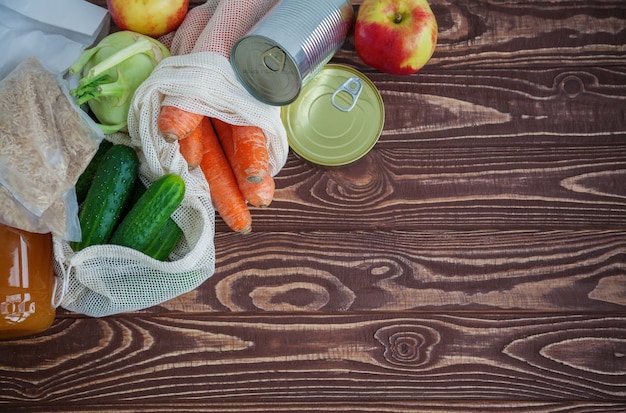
281;64;384;166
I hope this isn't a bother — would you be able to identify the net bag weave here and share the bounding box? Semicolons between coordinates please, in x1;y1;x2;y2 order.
53;0;288;317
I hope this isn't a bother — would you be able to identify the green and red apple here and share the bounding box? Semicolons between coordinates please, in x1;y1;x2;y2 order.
107;0;189;38
354;0;438;75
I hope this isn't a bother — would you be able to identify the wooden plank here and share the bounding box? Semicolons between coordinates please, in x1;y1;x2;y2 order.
5;401;626;413
1;314;624;404
421;0;626;69
138;230;626;314
361;67;626;148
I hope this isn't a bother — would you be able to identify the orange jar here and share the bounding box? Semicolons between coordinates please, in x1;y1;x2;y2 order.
0;223;56;339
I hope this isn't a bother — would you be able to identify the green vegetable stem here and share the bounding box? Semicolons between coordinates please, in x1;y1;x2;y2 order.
69;31;171;134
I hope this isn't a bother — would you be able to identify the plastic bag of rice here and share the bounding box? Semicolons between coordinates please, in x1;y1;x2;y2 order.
0;57;103;240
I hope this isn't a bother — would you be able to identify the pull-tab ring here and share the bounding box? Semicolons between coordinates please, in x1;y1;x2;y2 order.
331;77;362;112
262;46;286;73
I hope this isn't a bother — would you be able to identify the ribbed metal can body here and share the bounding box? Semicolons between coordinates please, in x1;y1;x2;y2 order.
231;0;354;106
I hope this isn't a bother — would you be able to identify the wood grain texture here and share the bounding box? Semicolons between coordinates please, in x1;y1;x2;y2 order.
6;402;626;413
1;314;625;404
364;67;626;148
166;230;626;313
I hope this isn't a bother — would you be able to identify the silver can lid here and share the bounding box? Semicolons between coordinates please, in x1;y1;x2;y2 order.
231;36;302;106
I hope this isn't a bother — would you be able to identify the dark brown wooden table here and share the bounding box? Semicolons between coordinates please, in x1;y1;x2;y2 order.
2;1;625;411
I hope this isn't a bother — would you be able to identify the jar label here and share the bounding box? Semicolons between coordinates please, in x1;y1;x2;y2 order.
1;293;35;323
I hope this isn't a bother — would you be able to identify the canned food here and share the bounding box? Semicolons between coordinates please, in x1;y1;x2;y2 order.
281;64;384;167
231;0;354;106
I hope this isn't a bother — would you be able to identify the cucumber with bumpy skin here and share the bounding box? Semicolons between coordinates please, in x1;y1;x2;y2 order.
72;144;139;251
75;139;113;204
110;173;185;255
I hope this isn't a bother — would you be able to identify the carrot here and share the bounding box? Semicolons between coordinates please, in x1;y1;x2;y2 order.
211;118;269;184
211;118;274;207
210;117;233;149
198;117;252;234
230;125;269;183
239;173;275;208
158;105;204;142
178;121;204;169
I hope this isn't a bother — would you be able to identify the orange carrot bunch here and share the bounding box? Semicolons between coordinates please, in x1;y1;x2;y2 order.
211;118;274;208
174;113;274;233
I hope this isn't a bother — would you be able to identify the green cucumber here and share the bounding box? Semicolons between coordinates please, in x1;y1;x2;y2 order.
71;144;139;251
110;173;185;256
142;217;184;261
121;180;184;261
121;177;148;218
75;139;113;204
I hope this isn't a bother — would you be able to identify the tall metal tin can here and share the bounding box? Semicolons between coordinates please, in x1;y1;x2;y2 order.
231;0;354;106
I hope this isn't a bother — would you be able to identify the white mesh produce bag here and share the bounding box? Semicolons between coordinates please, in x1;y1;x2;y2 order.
53;0;288;317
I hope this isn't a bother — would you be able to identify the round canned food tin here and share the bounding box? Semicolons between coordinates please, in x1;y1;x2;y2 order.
231;0;354;106
281;64;384;167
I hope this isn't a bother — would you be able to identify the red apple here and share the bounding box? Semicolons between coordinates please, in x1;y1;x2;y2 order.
107;0;189;38
354;0;438;75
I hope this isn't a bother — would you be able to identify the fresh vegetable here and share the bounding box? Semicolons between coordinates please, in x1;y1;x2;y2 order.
198;117;252;234
71;144;139;251
209;117;231;143
211;118;274;208
69;31;171;134
238;173;275;208
120;180;184;260
178;120;205;169
141;216;184;261
157;105;204;142
110;173;186;254
75;139;113;204
211;119;270;184
230;124;270;184
124;176;148;212
211;118;242;185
